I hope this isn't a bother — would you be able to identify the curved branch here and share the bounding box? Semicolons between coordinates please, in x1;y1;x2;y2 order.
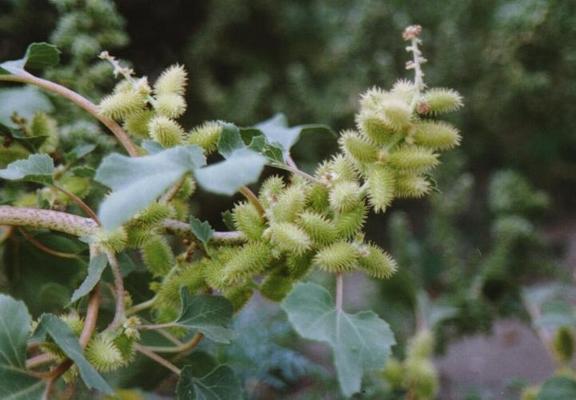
0;206;98;236
0;71;139;157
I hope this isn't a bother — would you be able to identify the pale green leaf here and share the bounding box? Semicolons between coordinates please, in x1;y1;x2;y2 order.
0;87;53;128
195;148;266;196
176;365;243;400
69;253;107;304
175;289;234;343
190;216;214;246
254;114;333;160
538;377;576;400
95;145;205;230
281;282;395;397
34;314;113;394
0;154;54;184
0;295;45;400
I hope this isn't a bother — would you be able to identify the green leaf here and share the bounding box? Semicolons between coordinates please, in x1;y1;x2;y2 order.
0;87;53;128
0;122;48;152
538;377;576;400
69;253;107;304
175;289;234;343
190;216;214;246
242;129;284;163
281;282;395;397
0;154;54;184
0;294;45;399
195;148;266;196
177;365;243;400
254;114;333;161
95;145;206;230
217;123;244;158
0;43;60;75
34;314;113;394
65;143;97;162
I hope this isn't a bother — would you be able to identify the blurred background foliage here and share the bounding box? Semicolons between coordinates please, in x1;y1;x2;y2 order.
1;0;575;208
1;0;575;398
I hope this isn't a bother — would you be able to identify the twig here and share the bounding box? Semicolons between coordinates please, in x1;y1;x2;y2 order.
144;333;204;355
0;71;139;157
104;250;126;331
127;297;156;315
135;344;181;375
162;218;246;243
18;227;80;259
160;176;186;204
0;206;98;237
52;185;100;225
239;186;266;217
336;273;344;312
26;353;54;369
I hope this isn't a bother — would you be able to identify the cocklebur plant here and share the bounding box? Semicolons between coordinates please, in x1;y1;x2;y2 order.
0;25;462;398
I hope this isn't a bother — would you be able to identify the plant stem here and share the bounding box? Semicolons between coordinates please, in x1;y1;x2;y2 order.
239;186;266;217
134;344;181;375
52;185;100;224
0;206;98;236
127;297;156;315
270;162;324;185
162;218;246;243
0;71;139;157
17;228;80;259
336;272;344;312
137;322;176;331
26;353;54;369
144;333;204;355
104;250;126;331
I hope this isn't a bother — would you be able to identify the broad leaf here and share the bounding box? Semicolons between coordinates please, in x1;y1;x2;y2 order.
175;289;234;343
34;314;113;394
69;253;107;304
190;216;214;246
217;123;245;158
0;43;60;75
281;282;396;397
254;113;333;161
195;148;266;196
243;130;284;163
538;377;576;400
177;365;243;400
95;145;205;229
0;295;45;399
0;154;54;184
0;87;53;128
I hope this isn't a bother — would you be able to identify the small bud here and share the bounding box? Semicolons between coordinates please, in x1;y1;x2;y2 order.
269;222;311;255
357;244;397;279
395;174;431;198
270;186;307;223
388;146;439;173
403;25;422;41
186;121;224;154
98;90;147;121
297;211;338;245
148;116;184;147
233;201;266;241
259;175;286;208
366;166;396;213
412;121;461;150
260;267;295;302
333;205;367;239
123;110;153;138
154;93;187;118
420;88;463;114
141;235;175;276
154;64;188;96
329;181;362;212
313;241;360;273
221;242;273;284
339;130;378;163
94;227;127;253
85;334;125;372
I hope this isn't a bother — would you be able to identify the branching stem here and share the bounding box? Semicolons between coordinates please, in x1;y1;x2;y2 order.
104;250;126;331
134;344;181;375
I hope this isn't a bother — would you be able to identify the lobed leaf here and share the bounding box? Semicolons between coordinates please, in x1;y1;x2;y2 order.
0;42;60;75
95;145;205;230
69;253;107;304
175;289;235;343
0;154;54;184
281;282;395;397
190;216;214;246
177;365;243;400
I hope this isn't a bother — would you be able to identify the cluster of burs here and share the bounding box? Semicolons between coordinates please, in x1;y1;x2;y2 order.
97;65;463;323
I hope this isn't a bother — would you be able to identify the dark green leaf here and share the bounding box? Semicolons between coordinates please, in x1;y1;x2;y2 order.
0;294;45;399
243;130;284;163
177;365;243;400
69;253;107;304
0;122;47;152
95;145;206;229
34;314;113;394
66;144;96;162
70;166;96;178
195;148;266;196
0;154;54;184
175;289;234;343
538;377;576;400
190;216;214;246
0;43;60;75
281;282;396;397
217;123;244;158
